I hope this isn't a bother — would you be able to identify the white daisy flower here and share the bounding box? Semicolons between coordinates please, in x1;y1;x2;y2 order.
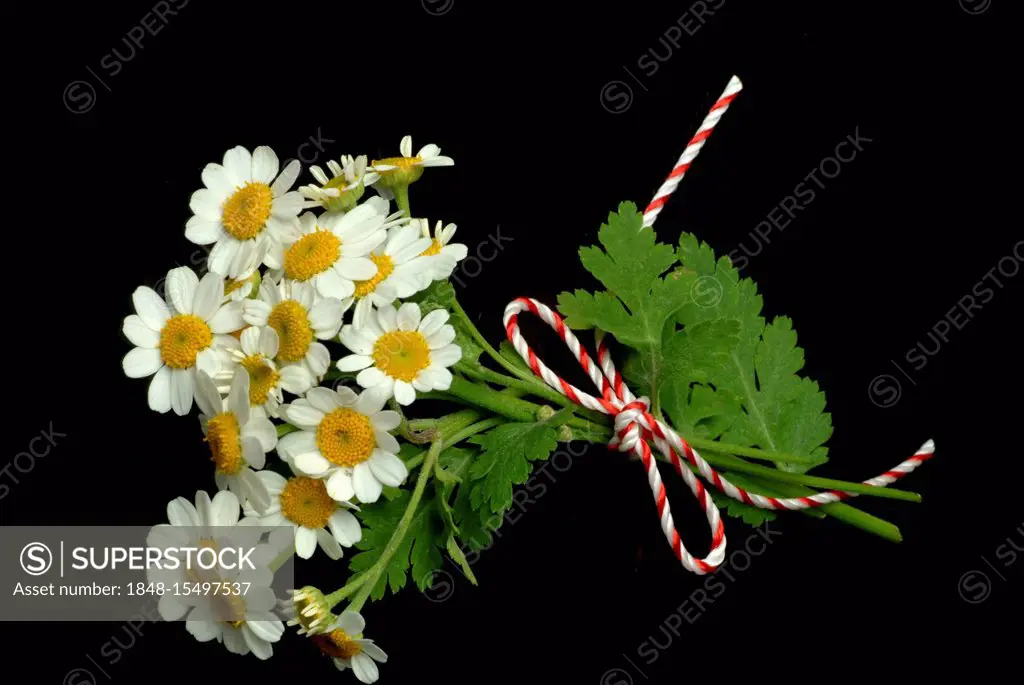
370;135;454;189
311;611;388;684
242;279;344;382
194;369;276;513
242;465;362;561
416;219;468;281
299;154;381;212
148;491;270;623
267;197;396;299
343;223;434;329
122;266;243;416
277;387;407;504
186;145;303;278
215;327;313;417
337;303;462;406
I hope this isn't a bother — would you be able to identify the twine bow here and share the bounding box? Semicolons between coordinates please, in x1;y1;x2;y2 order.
502;297;935;574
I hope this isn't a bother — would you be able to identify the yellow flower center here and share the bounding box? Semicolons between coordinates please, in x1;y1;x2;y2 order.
284;229;342;281
267;300;313;363
159;314;213;369
421;238;443;256
352;254;394;298
371;155;422;173
279;477;335;529
241;354;280;405
206;412;244;475
313;629;363;660
371;331;432;382
316;408;375;467
221;182;273;240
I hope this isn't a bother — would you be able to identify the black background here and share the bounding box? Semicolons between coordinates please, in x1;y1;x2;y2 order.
8;0;1021;682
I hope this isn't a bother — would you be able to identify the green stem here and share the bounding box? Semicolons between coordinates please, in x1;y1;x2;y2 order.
348;440;443;613
743;477;903;542
703;451;921;503
449;296;539;382
687;437;817;466
446;375;539;422
326;572;370;608
457;362;611;426
394;184;411;218
403;416;502;472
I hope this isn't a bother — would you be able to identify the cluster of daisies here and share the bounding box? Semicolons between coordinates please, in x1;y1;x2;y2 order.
122;138;466;682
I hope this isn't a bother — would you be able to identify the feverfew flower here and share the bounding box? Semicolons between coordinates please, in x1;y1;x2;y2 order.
243;464;362;560
215;326;313;416
242;279;344;382
269;197;396;299
122;267;243;415
195;369;275;513
337;303;461;406
311;611;388;683
299;155;380;212
370;135;454;189
343;223;434;329
416;219;468;281
186;145;303;278
277;387;406;504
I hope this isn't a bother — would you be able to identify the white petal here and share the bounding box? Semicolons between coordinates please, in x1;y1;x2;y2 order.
170;368;195;416
393;380;416;406
418;366;453;391
336;257;377;280
147;366;173;413
306;387;340;413
194;370;222;416
426;325;456;349
354;388;387;416
326;470;355;501
315;269;353;300
223;146;253;186
123;348;162;378
352;463;382;503
243;299;272;326
368;450;408;488
279;365;313;394
122;315;160;348
251;146;280;184
286;403;325;427
339;326;375;355
309;298;344;332
295;527;317;559
430;344;462;367
336;610;365;635
228;370;251;425
242;625;274;660
337;354;373;372
208;302;244;334
293;451;331;476
193;272;225;322
418;308;450;337
245;417;277;452
306;343;331;376
376;304;398;332
351;654;380;684
166;267;199;315
133;286;170;330
396;302;421;331
259;327;279;358
210;490;241;527
399;135;412;158
328;510;362;546
370;410;401;432
316;528;344;560
271;160;302;196
186;620;221;642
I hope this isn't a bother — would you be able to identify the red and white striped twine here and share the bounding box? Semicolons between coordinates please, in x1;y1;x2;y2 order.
503;298;935;574
503;76;934;573
642;75;744;229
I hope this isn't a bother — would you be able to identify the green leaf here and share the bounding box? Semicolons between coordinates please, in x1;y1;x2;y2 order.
467;421;559;514
498;340;532;375
348;489;445;600
558;202;695;349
